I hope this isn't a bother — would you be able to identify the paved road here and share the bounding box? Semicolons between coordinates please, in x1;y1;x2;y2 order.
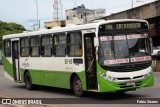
0;65;160;107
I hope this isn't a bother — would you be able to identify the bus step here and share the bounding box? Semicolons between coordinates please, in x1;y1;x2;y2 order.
14;80;22;83
87;89;98;92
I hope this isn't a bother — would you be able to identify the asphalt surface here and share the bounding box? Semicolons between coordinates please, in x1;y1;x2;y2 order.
0;65;160;107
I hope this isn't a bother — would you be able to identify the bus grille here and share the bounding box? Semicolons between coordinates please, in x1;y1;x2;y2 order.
105;61;151;72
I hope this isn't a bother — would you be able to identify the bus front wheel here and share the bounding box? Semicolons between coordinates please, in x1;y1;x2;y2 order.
24;72;33;90
73;76;84;97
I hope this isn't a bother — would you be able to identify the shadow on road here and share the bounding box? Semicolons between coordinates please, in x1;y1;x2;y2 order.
12;84;147;100
12;84;74;96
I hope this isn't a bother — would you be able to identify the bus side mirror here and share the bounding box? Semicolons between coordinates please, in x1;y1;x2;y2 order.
94;37;99;47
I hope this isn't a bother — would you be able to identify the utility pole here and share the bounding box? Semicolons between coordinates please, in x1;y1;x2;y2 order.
53;0;63;21
132;0;133;8
34;0;39;30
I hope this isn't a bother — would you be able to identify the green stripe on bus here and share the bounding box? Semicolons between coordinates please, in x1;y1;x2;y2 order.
3;57;14;78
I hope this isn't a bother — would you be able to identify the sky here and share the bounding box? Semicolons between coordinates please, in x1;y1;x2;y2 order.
0;0;156;30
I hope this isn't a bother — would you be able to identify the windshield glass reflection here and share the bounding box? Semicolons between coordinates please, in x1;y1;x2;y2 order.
98;34;151;66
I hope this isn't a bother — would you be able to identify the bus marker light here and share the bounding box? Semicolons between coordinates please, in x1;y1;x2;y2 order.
144;70;152;78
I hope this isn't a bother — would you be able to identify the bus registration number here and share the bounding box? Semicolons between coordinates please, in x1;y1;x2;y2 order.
126;82;135;86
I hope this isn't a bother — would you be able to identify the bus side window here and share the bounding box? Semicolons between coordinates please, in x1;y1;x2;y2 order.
41;34;52;56
20;38;29;57
4;40;11;57
53;33;66;57
67;32;82;57
30;36;40;57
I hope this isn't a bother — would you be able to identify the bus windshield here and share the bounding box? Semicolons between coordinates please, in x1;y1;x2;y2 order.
98;33;151;66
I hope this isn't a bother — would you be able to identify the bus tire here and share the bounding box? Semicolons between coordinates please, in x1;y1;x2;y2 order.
73;75;84;97
24;72;34;90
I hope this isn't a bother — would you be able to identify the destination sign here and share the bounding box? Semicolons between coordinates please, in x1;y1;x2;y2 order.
99;22;148;31
131;56;151;62
99;34;148;41
104;58;129;65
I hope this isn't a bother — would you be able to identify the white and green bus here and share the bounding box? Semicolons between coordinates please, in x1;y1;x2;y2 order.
3;19;154;97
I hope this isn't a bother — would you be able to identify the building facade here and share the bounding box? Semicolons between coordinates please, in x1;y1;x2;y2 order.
65;4;106;25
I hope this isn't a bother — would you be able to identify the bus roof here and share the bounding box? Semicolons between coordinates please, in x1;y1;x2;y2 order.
3;19;148;40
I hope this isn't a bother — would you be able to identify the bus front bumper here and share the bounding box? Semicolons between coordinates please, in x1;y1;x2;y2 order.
98;73;154;92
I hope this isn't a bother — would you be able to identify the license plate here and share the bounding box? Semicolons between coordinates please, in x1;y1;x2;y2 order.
127;82;135;86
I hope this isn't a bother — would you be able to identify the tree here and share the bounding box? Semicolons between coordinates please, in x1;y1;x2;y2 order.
0;20;25;49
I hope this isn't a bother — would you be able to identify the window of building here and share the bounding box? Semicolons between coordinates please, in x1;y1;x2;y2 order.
54;33;66;56
4;40;11;57
41;35;52;56
66;16;69;20
66;16;72;20
68;32;82;57
20;38;29;57
81;14;83;19
30;36;40;57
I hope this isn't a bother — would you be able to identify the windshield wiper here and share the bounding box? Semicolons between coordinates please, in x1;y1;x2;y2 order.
111;37;116;59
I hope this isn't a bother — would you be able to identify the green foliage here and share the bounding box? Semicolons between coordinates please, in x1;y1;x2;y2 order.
0;20;25;49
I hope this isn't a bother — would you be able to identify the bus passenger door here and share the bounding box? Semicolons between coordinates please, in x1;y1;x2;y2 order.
84;33;97;90
12;41;21;81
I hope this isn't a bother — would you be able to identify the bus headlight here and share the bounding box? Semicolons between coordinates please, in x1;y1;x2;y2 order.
106;76;117;82
144;70;152;78
100;72;117;82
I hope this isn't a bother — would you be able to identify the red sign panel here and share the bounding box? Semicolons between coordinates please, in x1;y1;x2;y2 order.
131;56;151;62
114;36;126;40
100;36;112;41
127;34;147;39
100;34;148;41
104;58;129;65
